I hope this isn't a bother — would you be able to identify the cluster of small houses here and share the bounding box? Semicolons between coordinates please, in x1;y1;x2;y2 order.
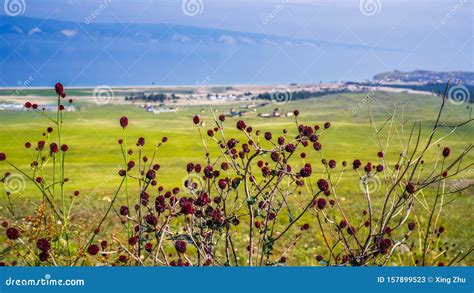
0;103;76;112
139;101;293;119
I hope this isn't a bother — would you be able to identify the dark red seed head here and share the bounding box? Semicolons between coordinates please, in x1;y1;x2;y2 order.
442;147;450;158
24;102;32;108
37;141;45;151
119;206;129;216
236;120;246;130
36;238;51;252
347;226;356;235
221;162;229;170
313;142;322;151
50;143;59;153
339;220;347;228
39;251;49;262
376;164;383;172
175;240;187;254
119;116;128;129
219;114;226;122
377;151;384;158
285;143;296;153
352;159;361;169
364;162;372;173
324;122;331;129
316;198;326;209
293;109;300;116
264;132;272;140
88;244;100;255
6;227;20;240
55;83;64;95
0;153;6;161
277;136;285;145
301;223;310;230
128;236;138;246
145;214;158;226
61;144;68;152
408;222;416;231
317;178;329;192
193;115;200;125
194;163;202;173
145;242;153;252
405;183;416;194
74;190;80;196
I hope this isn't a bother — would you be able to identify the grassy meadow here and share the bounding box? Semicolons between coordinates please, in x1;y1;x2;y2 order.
0;90;472;265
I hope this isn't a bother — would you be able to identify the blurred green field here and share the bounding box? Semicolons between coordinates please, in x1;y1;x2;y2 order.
0;91;472;265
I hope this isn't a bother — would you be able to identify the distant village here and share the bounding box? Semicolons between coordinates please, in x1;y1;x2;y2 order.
3;70;471;115
0;103;76;112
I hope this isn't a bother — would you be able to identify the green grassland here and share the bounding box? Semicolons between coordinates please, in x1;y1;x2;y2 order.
0;91;472;265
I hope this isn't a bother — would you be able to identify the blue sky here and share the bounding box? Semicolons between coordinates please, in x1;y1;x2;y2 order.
0;0;472;86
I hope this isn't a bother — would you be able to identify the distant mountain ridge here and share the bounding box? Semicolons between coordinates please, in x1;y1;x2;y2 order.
0;16;448;87
0;15;401;52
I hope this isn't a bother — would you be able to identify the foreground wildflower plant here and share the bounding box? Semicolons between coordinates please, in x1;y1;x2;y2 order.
0;83;472;267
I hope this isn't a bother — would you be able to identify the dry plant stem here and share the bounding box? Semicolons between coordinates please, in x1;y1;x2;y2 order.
71;177;125;266
272;191;321;244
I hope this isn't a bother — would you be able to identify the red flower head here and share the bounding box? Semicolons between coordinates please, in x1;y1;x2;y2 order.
175;240;187;254
50;143;59;154
6;227;20;240
236;120;246;130
87;244;100;255
55;83;64;95
442;147;450;158
119;116;128;129
193;115;200;125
